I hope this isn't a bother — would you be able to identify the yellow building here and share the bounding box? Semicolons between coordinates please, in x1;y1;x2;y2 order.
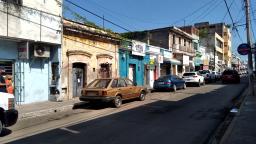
223;27;232;68
61;19;120;100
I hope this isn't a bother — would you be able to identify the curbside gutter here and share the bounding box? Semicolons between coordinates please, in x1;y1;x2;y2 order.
207;83;249;144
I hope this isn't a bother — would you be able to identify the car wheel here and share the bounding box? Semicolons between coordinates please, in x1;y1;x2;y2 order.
0;120;3;135
202;80;206;86
183;83;186;89
172;84;177;92
198;80;201;87
113;96;122;108
139;91;146;101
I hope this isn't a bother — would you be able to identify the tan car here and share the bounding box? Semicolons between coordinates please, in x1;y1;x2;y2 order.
80;78;147;107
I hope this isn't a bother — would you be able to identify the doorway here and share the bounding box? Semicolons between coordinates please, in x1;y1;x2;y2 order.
72;63;86;97
128;64;136;83
99;63;112;78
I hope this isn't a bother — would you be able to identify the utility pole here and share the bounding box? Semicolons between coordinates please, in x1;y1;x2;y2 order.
245;0;255;96
103;15;105;29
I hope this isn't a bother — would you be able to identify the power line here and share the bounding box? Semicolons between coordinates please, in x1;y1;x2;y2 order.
223;0;243;42
65;0;131;32
222;0;236;21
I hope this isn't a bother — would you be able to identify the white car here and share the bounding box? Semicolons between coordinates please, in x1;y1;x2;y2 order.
212;71;221;80
182;72;205;87
198;70;216;82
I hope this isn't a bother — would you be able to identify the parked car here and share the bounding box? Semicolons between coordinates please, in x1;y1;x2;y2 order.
182;72;205;87
222;69;240;83
79;78;147;108
212;71;221;81
153;75;186;92
0;92;18;135
198;70;216;82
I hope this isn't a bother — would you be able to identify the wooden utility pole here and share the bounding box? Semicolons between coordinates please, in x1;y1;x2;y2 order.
245;0;255;96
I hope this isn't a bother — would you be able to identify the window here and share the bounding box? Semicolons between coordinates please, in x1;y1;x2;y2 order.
87;79;111;89
184;39;186;46
2;0;23;5
173;35;176;44
111;79;118;88
118;79;126;87
179;37;181;44
125;79;133;86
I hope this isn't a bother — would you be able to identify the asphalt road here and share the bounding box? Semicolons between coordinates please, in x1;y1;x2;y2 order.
6;78;247;144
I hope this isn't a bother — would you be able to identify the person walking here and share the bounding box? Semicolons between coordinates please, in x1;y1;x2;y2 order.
0;67;7;93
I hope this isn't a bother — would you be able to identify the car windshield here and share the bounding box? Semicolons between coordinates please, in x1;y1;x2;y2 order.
183;73;195;76
157;75;172;80
223;70;234;75
87;79;112;89
199;70;209;74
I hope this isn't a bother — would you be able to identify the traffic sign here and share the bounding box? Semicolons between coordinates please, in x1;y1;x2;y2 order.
237;43;251;55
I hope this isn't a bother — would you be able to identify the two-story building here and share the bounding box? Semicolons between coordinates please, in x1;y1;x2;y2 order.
122;26;195;76
0;0;62;104
62;19;120;100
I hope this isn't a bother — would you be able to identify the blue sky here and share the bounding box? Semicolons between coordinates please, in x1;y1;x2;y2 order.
64;0;256;61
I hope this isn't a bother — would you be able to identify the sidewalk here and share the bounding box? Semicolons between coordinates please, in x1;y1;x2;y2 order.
221;82;256;144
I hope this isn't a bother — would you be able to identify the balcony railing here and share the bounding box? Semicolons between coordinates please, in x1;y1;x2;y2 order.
172;44;195;56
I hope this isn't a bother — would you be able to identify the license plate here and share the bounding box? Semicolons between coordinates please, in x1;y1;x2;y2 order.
87;92;98;96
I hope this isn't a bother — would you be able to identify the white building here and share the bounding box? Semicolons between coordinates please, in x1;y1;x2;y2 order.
0;0;62;104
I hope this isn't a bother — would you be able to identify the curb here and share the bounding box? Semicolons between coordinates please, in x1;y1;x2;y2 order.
207;83;249;144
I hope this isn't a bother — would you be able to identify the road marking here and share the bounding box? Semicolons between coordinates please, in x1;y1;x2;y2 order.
60;127;80;134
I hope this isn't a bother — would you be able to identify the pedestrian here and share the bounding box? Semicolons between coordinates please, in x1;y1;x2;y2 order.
5;75;13;94
0;67;7;93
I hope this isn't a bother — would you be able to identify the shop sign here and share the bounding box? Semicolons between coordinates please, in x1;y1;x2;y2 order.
157;55;163;64
183;55;189;66
18;41;29;59
132;40;146;56
148;46;160;54
163;50;171;59
149;59;155;65
194;57;202;66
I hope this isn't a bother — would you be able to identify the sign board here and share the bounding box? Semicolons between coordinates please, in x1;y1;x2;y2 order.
183;55;189;66
163;50;171;59
237;43;250;55
132;41;146;56
18;41;29;59
148;45;160;54
157;55;163;63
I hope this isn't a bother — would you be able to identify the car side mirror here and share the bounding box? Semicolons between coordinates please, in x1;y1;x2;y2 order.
134;82;137;86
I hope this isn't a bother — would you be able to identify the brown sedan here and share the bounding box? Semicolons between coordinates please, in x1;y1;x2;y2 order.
80;78;147;107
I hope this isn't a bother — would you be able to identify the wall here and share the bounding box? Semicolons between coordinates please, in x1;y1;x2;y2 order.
0;0;62;44
62;35;119;99
119;50;146;86
0;40;17;59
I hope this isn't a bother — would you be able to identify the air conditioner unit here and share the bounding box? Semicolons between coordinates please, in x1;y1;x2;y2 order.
34;44;50;58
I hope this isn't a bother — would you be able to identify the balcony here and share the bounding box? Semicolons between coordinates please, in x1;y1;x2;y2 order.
172;44;195;56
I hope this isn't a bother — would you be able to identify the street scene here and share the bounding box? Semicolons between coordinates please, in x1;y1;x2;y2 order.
0;0;256;144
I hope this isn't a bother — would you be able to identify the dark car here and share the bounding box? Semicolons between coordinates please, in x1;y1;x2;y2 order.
153;75;186;92
222;69;240;84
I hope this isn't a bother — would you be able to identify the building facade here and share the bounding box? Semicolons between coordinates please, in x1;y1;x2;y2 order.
0;0;62;104
195;22;231;71
122;26;195;76
62;19;120;100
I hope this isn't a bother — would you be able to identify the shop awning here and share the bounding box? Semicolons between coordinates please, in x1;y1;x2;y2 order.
164;58;182;65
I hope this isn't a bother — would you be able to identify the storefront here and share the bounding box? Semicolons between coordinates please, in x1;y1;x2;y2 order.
119;40;147;86
160;49;181;76
144;45;162;88
0;39;61;104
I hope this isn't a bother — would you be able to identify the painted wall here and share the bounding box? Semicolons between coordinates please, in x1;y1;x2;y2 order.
119;50;147;86
62;35;119;100
0;0;62;44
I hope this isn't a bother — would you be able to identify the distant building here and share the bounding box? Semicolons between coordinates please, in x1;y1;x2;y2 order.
122;26;195;76
195;22;232;71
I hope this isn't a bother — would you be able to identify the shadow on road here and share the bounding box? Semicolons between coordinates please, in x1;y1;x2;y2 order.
7;78;248;144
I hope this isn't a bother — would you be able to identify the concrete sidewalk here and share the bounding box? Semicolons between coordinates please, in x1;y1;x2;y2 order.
221;85;256;144
15;98;80;120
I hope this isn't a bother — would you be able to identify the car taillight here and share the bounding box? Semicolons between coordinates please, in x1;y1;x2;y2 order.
164;82;172;84
193;76;198;78
102;91;108;96
8;98;15;109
